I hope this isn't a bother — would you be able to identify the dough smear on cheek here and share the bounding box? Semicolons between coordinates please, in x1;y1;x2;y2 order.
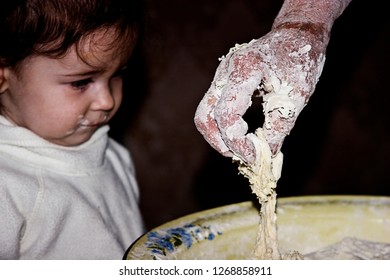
64;115;90;135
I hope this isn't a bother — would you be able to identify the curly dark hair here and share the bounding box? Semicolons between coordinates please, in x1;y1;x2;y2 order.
0;0;144;68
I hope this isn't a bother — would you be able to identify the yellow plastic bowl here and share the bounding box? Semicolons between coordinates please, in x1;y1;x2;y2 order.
125;195;390;260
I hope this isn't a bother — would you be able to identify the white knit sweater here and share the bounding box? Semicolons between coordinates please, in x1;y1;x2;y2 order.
0;116;145;259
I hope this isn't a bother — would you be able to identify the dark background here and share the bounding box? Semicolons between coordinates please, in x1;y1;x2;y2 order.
109;0;390;230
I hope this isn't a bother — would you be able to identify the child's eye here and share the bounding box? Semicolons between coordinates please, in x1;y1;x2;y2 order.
70;78;93;90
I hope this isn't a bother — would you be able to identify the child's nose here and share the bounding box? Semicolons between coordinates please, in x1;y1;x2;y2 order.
91;86;115;111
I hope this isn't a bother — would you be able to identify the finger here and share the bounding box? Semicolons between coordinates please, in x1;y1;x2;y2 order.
194;57;233;157
214;51;264;164
261;86;303;154
262;110;295;154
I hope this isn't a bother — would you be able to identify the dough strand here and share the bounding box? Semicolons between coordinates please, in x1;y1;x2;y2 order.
235;128;302;260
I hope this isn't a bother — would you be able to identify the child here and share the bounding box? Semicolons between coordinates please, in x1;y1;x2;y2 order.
0;0;145;259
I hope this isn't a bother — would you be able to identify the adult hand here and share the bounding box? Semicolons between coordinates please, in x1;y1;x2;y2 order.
194;24;327;164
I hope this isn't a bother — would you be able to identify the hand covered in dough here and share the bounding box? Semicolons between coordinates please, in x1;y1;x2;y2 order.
194;24;328;164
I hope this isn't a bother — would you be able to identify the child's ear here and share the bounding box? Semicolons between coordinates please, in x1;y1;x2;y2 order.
0;68;9;93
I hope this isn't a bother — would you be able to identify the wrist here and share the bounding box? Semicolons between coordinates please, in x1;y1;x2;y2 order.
272;0;352;43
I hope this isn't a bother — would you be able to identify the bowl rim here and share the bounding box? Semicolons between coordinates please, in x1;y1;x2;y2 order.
124;195;390;260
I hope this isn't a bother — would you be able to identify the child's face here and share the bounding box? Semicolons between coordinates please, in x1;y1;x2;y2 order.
0;29;131;146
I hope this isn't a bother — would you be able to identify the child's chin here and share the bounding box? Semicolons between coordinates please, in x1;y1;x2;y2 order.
49;132;95;147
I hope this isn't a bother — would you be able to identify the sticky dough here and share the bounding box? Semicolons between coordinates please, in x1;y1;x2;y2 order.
234;129;302;260
235;129;390;260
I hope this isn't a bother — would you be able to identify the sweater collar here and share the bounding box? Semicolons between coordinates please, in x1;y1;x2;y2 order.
0;115;109;173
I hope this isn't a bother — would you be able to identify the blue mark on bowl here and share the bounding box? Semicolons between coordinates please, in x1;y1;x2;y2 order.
145;223;222;258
